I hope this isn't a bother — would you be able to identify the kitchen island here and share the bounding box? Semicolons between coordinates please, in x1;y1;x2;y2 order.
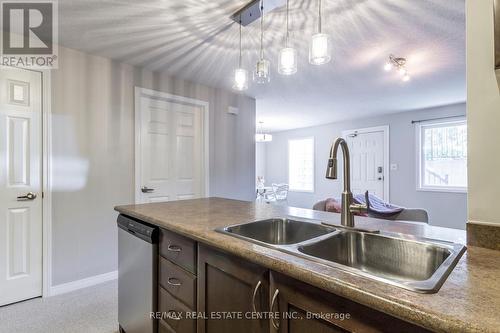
115;197;500;333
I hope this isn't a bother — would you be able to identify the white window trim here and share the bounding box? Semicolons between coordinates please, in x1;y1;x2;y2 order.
415;117;467;193
288;136;315;193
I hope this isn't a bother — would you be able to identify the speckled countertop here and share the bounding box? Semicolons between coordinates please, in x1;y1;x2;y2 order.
115;198;500;333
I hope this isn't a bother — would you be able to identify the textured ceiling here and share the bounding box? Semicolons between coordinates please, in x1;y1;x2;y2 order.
56;0;466;131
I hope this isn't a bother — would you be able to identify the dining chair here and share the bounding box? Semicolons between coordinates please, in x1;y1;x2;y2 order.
267;183;289;205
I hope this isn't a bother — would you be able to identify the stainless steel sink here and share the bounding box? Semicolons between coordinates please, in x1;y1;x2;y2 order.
216;218;466;293
219;218;335;245
297;230;465;292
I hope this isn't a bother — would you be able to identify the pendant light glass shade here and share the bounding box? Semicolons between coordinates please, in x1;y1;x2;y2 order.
254;58;271;83
278;47;297;75
278;0;297;75
233;68;249;91
254;0;271;84
309;0;331;65
309;33;331;65
233;16;248;91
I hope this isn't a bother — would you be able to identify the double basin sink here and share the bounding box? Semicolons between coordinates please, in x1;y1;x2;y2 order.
216;218;466;293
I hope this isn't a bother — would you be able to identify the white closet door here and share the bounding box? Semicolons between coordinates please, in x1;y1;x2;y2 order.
137;94;204;203
0;68;43;306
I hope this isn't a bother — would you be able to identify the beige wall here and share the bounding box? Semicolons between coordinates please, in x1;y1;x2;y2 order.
466;0;500;225
51;47;256;285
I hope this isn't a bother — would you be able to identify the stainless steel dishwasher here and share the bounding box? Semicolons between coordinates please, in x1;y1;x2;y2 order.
117;214;158;333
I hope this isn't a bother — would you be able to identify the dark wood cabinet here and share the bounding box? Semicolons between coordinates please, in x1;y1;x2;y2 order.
269;272;430;333
158;287;196;333
159;257;197;309
152;225;433;333
160;228;197;274
158;228;198;333
197;244;270;333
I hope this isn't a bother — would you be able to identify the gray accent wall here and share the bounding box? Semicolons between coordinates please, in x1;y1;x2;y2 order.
51;47;256;285
263;103;467;230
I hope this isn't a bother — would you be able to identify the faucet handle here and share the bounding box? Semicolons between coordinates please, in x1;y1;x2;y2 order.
350;203;368;214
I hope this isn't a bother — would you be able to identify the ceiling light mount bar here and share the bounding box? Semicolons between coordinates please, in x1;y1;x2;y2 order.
231;0;285;26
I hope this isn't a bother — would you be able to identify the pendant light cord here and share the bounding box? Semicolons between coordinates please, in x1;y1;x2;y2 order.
318;0;322;33
260;0;264;59
285;0;290;46
239;15;242;67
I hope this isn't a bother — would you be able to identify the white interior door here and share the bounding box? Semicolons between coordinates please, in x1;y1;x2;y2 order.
136;90;206;203
344;128;388;200
0;68;42;306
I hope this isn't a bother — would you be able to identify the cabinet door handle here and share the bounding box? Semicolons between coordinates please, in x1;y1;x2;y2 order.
167;277;182;286
251;280;262;313
271;289;280;331
167;244;182;252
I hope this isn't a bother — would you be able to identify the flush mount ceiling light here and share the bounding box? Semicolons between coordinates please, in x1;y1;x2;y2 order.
255;121;273;142
254;0;271;84
233;15;249;91
278;0;297;75
309;0;331;65
384;55;411;82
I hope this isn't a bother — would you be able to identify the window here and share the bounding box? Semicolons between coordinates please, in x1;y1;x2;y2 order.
417;118;467;192
288;137;314;192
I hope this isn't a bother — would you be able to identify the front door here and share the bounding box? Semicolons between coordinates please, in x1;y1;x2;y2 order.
136;89;205;203
0;68;43;306
344;128;387;200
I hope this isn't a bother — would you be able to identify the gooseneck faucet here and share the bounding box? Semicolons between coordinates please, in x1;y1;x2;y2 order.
326;138;367;228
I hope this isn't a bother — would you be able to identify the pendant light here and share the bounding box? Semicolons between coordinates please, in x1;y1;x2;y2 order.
278;0;297;75
309;0;331;65
254;0;271;83
255;121;273;142
233;16;249;91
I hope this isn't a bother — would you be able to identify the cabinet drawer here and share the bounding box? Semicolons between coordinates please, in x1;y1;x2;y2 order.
159;257;197;309
160;228;197;274
159;287;196;333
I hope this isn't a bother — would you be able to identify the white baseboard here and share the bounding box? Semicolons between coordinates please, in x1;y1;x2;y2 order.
49;270;118;297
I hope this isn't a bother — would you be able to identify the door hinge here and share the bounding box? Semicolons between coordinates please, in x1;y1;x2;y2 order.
42;191;45;199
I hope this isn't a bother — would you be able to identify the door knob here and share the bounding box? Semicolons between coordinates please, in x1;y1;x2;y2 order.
17;192;37;201
141;186;155;193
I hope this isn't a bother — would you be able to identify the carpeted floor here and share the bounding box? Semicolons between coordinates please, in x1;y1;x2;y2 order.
0;280;118;333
